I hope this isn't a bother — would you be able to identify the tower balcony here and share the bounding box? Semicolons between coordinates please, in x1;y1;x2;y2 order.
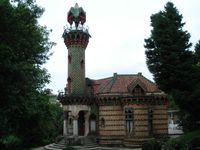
62;25;91;49
57;92;95;105
63;24;90;35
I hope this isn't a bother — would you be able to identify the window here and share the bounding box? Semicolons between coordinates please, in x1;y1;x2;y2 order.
69;118;73;125
68;55;71;64
125;108;134;135
148;109;153;136
67;77;72;94
132;85;144;96
100;118;105;127
81;59;84;69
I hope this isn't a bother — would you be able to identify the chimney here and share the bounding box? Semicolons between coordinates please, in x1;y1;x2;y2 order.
113;73;117;78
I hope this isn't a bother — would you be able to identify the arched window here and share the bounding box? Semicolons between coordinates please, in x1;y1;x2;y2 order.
69;118;73;125
125;108;134;135
76;34;80;39
100;118;105;127
132;85;145;96
67;77;72;95
81;59;84;69
68;55;71;64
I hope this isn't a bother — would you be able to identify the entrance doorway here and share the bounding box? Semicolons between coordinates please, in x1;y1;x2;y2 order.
78;111;85;136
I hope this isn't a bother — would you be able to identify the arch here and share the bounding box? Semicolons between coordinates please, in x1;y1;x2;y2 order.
68;55;71;64
71;34;75;39
67;77;72;95
81;59;84;69
76;34;80;39
78;111;85;136
100;117;105;127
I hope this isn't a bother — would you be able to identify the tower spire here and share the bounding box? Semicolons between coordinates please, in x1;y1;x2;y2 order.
63;4;90;96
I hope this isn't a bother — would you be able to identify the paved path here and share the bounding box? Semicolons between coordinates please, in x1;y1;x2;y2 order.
74;146;142;150
31;146;44;150
32;146;142;150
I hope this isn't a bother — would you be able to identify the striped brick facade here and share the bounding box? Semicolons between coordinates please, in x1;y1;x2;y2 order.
96;97;168;146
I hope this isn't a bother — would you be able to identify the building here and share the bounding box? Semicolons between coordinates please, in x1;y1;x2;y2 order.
58;3;168;147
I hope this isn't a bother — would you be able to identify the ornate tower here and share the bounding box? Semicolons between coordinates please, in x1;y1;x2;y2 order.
63;3;90;96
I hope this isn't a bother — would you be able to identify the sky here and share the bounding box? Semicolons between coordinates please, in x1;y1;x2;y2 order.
36;0;200;94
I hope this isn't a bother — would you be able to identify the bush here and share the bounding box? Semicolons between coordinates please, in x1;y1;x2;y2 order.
166;130;200;150
188;137;200;150
142;140;162;150
0;135;21;149
142;142;154;150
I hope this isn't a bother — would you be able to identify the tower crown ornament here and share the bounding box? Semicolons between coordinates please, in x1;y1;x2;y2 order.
67;3;86;28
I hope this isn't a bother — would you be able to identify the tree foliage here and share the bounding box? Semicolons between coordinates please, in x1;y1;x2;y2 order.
0;0;62;148
194;40;200;66
144;2;200;130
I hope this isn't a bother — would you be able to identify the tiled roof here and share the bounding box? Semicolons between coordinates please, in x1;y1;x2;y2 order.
91;73;161;95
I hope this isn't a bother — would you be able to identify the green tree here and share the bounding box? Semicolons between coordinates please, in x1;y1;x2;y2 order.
0;0;61;148
144;2;200;130
194;40;200;66
144;2;193;93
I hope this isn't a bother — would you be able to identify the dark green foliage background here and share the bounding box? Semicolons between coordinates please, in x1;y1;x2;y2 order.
0;0;62;149
144;2;200;130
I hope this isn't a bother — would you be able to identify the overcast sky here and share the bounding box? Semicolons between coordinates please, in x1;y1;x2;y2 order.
36;0;200;94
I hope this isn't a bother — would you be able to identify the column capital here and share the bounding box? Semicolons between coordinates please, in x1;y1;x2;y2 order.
64;111;69;119
84;111;90;119
73;115;79;120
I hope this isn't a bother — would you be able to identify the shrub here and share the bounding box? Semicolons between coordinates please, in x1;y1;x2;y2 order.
142;140;162;150
142;142;154;150
188;137;200;150
0;135;21;149
166;130;200;150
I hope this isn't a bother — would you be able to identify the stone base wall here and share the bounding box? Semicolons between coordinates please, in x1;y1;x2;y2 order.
98;136;124;145
123;137;154;147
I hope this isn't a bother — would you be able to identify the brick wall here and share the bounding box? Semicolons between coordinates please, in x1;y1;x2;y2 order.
153;105;168;136
99;106;125;136
68;46;85;95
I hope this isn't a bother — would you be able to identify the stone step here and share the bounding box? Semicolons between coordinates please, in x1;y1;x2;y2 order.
52;143;66;148
76;147;115;150
44;143;66;150
85;145;98;148
44;138;99;150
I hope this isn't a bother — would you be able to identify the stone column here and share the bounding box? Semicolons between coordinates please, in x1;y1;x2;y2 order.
73;116;78;136
84;111;90;136
63;110;69;136
64;120;67;135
